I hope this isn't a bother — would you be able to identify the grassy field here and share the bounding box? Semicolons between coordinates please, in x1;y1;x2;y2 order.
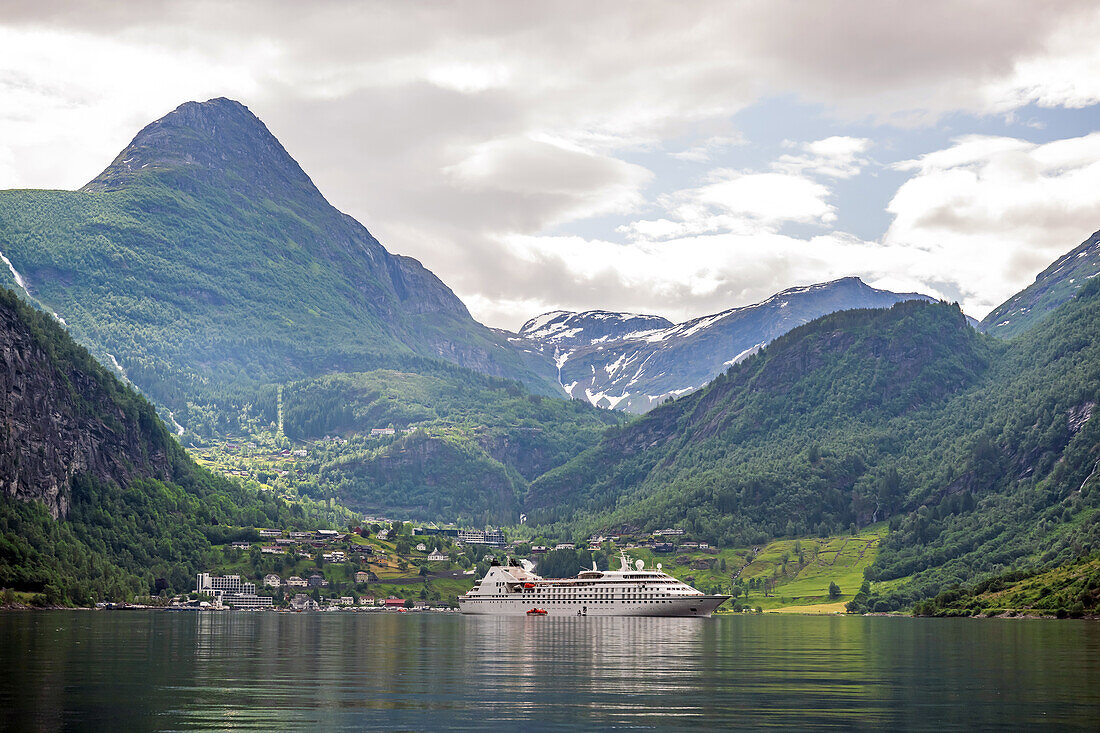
617;525;887;613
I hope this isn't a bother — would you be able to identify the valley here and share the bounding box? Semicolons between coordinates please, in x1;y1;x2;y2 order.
0;98;1097;619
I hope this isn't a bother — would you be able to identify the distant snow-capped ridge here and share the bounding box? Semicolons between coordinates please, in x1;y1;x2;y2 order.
512;277;937;413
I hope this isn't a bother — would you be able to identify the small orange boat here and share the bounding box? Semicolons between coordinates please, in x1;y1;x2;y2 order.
526;608;548;616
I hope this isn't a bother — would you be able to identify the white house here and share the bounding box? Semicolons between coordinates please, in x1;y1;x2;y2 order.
263;573;282;587
427;549;448;562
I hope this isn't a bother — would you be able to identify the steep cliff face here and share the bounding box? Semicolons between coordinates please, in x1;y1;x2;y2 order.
0;288;172;518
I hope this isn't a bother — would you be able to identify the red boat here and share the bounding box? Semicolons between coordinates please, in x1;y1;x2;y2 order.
526;608;548;616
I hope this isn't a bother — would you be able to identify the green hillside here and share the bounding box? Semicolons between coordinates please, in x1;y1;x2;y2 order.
528;300;990;538
0;98;559;438
280;368;625;523
0;287;331;606
528;283;1100;610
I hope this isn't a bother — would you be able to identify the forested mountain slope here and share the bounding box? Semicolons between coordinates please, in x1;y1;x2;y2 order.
0;98;559;436
528;283;1099;608
0;287;321;605
509;277;934;413
527;299;989;536
280;367;625;524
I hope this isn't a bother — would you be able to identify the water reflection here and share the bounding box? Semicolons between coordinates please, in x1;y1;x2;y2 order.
0;612;1098;731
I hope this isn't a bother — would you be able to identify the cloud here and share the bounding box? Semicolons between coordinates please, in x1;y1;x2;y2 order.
444;136;652;224
478;229;951;327
885;132;1100;316
1;1;1099;329
669;135;744;162
773;136;872;178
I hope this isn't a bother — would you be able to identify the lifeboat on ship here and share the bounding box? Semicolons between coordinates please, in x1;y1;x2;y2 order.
526;608;548;616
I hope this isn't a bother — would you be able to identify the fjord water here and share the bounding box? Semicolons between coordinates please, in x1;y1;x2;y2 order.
1;612;1097;731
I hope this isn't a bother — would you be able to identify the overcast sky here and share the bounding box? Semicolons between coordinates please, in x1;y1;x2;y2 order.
2;1;1099;328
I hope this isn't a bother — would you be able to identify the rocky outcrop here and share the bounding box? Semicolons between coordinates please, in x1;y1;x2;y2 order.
0;289;172;518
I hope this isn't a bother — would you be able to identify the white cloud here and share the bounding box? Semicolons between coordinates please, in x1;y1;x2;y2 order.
982;5;1100;111
620;169;836;242
669;135;744;162
487;229;944;325
773;136;872;178
885;132;1100;316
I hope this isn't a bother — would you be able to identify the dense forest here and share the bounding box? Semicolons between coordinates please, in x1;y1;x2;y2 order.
0;287;329;605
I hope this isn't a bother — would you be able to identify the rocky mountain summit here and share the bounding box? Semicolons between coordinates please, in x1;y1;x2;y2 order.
509;277;935;412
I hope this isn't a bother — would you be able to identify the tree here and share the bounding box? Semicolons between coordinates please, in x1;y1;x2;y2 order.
829;581;841;599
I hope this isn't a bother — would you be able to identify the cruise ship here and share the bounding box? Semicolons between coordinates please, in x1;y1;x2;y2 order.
458;552;729;617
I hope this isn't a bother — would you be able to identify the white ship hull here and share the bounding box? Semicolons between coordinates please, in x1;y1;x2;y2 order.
459;594;728;617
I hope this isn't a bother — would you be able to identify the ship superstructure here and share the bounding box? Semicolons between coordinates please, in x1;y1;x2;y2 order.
458;552;728;617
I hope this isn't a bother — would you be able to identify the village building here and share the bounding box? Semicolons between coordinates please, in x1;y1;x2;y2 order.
257;528;282;538
195;573;272;609
456;528;505;546
415;543;428;552
307;574;327;588
263;573;282;587
383;597;406;608
355;571;371;583
286;576;307;588
427;549;447;562
290;594;318;611
359;596;375;605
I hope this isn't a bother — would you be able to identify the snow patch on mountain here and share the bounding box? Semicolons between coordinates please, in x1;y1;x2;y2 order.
514;276;936;413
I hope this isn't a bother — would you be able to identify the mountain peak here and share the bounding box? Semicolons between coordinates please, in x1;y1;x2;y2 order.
82;98;320;201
